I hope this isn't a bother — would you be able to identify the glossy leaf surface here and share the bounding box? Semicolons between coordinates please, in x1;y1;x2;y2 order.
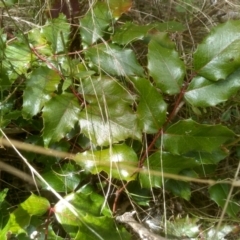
185;68;240;107
86;43;144;76
131;77;167;133
22;67;61;118
209;184;240;217
139;151;198;188
148;39;185;94
75;144;138;181
163;119;235;154
42;92;81;146
194;20;240;81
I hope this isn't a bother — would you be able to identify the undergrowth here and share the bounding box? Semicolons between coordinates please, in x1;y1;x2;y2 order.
1;0;240;239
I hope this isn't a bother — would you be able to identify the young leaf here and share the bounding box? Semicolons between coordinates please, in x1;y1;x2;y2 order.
42;92;81;146
209;184;240;217
185;68;240;107
74;144;138;181
148;39;185;95
22;67;61;118
85;43;144;76
163;119;235;154
131;77;167;133
194;20;240;81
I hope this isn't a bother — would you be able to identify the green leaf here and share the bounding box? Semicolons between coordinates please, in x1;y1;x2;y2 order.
43;14;70;53
209;184;240;217
85;44;144;76
42;162;83;192
0;194;49;238
139;151;198;188
165;179;191;200
42;92;81;146
22;67;61;118
74;144;138;181
4;42;33;75
79;76;135;105
80;2;112;46
185;68;240;107
112;22;155;45
194;20;240;81
148;39;185;95
131;77;167;133
54;191;130;240
163;119;235;154
80;103;141;146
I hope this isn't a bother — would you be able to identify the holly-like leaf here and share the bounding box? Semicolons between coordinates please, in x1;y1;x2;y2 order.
165;180;191;200
139;151;198;188
79;103;141;146
42;92;81;146
42;14;70;53
0;194;49;238
131;77;167;133
86;43;144;76
185;68;240;107
78;76;135;105
80;2;112;46
74;144;138;181
209;184;240;217
163;119;235;154
54;191;131;240
112;22;155;45
148;39;185;95
194;20;240;81
22;67;61;118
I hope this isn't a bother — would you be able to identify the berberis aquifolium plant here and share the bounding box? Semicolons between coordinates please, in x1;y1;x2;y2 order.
1;0;240;239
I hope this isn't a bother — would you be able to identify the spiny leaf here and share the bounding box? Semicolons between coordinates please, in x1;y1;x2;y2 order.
148;39;185;95
85;43;144;76
42;92;81;146
139;151;198;188
79;103;141;146
22;67;61;118
209;184;240;217
163;119;235;154
80;2;112;46
74;144;138;181
185;68;240;107
194;20;240;81
131;77;167;133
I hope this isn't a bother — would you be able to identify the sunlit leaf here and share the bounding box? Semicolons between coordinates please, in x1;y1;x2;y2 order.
163;119;235;154
42;92;81;146
148;39;185;95
75;144;138;181
22;67;61;118
0;194;49;238
86;43;144;76
131;77;167;133
80;104;141;146
194;20;240;81
54;191;131;240
209;184;240;217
